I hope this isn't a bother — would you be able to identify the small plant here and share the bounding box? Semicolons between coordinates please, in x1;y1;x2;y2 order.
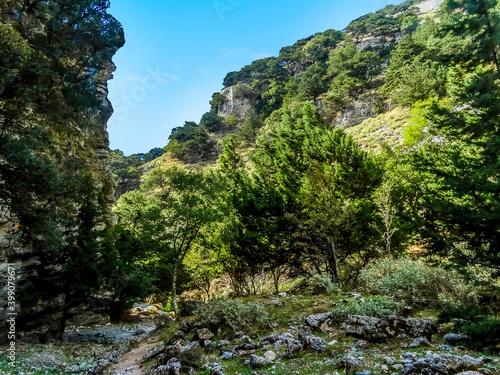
331;295;402;323
194;298;269;333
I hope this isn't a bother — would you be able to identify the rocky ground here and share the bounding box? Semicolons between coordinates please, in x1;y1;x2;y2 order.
0;295;499;375
0;304;168;375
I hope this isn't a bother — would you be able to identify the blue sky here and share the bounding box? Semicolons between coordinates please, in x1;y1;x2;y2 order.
107;0;405;155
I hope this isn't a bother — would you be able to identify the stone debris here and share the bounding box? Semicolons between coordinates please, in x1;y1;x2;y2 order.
407;336;430;348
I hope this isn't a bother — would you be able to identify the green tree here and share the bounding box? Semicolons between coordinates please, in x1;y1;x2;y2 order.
137;167;219;316
298;62;328;101
252;103;383;283
440;0;500;71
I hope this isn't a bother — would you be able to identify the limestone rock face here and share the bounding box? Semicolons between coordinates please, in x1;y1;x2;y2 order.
334;96;391;129
217;85;259;120
415;0;445;14
0;12;119;338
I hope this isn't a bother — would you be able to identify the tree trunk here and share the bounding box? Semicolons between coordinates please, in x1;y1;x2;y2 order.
57;291;70;345
329;236;340;285
172;263;179;318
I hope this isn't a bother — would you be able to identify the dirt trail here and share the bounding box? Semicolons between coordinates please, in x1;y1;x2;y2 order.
105;336;160;375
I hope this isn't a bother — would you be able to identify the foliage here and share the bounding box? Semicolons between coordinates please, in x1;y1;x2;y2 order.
310;274;341;295
200;110;225;132
331;296;402;322
248;103;383;285
116;167;221;315
358;257;479;305
194;298;269;333
164;121;215;162
381;27;448;106
438;305;500;352
110;148;166;197
345;1;419;38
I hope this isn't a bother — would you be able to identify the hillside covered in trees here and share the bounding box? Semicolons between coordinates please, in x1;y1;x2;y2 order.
111;0;499;309
1;0;500;374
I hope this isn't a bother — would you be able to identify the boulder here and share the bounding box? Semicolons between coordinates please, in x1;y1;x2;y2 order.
341;315;437;343
158;344;182;365
196;328;214;341
356;340;369;349
405;317;437;340
142;342;166;362
264;350;276;361
304;335;327;351
221;351;233;360
180;341;200;356
204;341;216;353
342;356;362;373
407;336;430;348
284;339;303;358
210;365;225;375
182;301;205;316
443;333;470;344
250;354;270;368
151;358;182;375
306;312;332;328
402;354;484;375
297;326;312;343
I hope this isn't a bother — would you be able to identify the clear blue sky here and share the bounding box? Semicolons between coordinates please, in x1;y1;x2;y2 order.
107;0;405;155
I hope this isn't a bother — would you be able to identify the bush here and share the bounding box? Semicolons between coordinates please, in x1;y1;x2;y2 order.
194;298;269;333
358;257;479;305
310;274;341;295
438;305;500;352
331;296;402;323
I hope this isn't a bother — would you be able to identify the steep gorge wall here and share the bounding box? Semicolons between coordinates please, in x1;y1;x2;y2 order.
0;1;123;338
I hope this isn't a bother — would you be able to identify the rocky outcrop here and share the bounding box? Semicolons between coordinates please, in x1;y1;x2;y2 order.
334;96;391;129
402;354;485;375
341;315;437;342
414;0;445;14
217;85;259;120
0;4;121;338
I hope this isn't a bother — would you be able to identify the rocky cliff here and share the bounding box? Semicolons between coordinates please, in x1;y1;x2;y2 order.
216;0;444;130
0;1;123;339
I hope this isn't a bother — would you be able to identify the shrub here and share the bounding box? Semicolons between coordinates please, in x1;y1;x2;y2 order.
358;257;479;305
438;305;500;352
194;298;269;333
310;274;341;295
331;296;402;323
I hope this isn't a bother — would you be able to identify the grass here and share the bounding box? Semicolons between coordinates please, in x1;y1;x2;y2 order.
346;106;411;152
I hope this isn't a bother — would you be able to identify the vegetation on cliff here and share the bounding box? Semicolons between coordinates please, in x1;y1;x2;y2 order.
1;0;499;362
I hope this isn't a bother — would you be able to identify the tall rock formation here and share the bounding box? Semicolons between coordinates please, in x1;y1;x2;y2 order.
0;0;124;338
